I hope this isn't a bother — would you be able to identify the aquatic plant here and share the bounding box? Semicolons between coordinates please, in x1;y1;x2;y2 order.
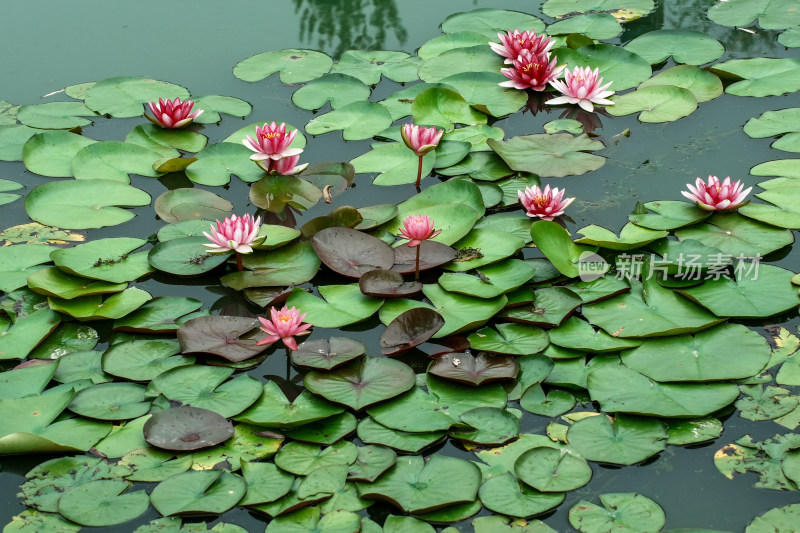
203;214;262;271
401;123;443;188
146;97;203;128
682;175;752;211
256;305;312;350
518;184;575;220
548;65;615;113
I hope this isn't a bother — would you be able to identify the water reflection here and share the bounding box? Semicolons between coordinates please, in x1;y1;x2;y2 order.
293;0;407;56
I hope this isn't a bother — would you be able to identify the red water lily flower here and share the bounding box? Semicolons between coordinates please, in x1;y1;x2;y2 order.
548;66;615;113
682;175;752;211
256;306;312;351
499;49;564;92
243;122;304;162
518;184;575;220
147;97;203;128
490;28;554;64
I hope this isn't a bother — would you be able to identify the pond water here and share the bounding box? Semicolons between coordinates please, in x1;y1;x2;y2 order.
2;0;800;531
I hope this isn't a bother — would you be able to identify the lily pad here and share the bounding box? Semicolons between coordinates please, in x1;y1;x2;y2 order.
489;134;605;178
710;58;800;97
708;0;800;30
239;461;295;506
120;447;194;482
68;382;150;420
148;236;231;276
16;101;96;129
236;381;343;429
589;365;740;417
451;406;520;445
155;188;233;223
419;46;505;83
428;352;519;386
478;472;565;518
143;406;234;451
607;85;697;123
26;179;150;230
249;174;322;213
83;76;189;117
113;296;204;333
351;142;436;186
125;124;207;154
292;73;371;111
57;479;148;527
71;141;163;182
305;357;415;411
380;308;445;355
547;13;622;39
549;317;642;353
23;131;97;177
149;470;246;516
177;316;266;362
391;241;458;274
468;323;550;356
439;259;535;298
275;441;357;476
312;227;395;278
569;493;665;533
516;447;593;492
356;417;446;454
625;30;724;65
291;337;367;371
287;285;383;328
50;237;152;283
284;412;358;446
223;242;321;290
102;338;192;381
184;143;263;186
306;101;393;141
357;454;481;514
233;49;332;83
367;387;456;433
418;31;490;61
331;50;421;84
567;414;667;465
411;87;487;129
442;8;545;38
628;200;711;230
553;44;652;91
543;0;655;20
638;65;723;103
359;270;422;298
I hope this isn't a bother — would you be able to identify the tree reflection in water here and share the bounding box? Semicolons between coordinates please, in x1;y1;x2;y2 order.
294;0;407;56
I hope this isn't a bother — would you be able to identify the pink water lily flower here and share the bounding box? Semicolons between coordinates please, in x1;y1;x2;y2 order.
256;306;312;351
147;97;203;128
203;213;261;254
519;184;575;220
243;122;304;162
682;175;752;211
500;49;565;92
490;29;554;64
399;214;441;246
401;123;444;157
257;155;309;175
548;66;615;113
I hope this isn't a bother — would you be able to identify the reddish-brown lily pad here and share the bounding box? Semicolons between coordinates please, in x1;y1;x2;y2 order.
391;240;457;274
144;406;234;451
380;308;445;355
311;227;395;278
177;316;267;362
428;352;520;386
359;269;422;298
291;337;367;370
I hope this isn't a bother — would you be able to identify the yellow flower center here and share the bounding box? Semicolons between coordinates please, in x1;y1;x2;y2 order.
261;132;281;140
278;315;291;322
535;196;549;207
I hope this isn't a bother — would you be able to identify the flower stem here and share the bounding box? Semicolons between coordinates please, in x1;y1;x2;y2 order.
236;252;243;271
414;245;421;281
415;155;423;189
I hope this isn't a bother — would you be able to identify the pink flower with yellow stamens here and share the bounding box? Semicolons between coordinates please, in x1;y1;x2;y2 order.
147;97;203;128
490;29;554;64
682;175;751;211
398;215;441;246
243;122;304;162
518;184;575;220
256;306;312;350
499;49;564;92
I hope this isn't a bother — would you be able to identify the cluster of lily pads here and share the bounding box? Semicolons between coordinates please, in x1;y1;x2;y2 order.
4;0;800;531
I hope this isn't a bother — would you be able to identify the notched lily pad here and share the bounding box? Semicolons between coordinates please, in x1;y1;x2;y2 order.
428;352;519;386
359;269;422;298
144;406;234;451
312;227;395;278
380;308;445;355
291;337;367;371
177;316;266;362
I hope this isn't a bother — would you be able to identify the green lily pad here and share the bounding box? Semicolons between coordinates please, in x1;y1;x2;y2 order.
292;73;371;111
236;381;343;429
155;188;233;223
305;357;415;411
499;286;583;328
147;365;262;417
710;58;800;97
567;414;667;465
265;507;361;533
516;447;592;492
222;242;321;290
472;515;558;533
48;287;152;321
22;131;97;177
52;351;108;384
239;461;295;506
628;200;711;230
357;454;481;514
3;509;81;533
27;267;125;300
346;445;398;483
71;141;163;182
489;134;605;178
284;412;358;446
553;44;652;91
675;213;793;257
184;143;263;186
576;223;667;250
16;101;96;129
665;418;723;445
419;46;505;83
746;503;800;533
57;479;148;527
113;296;204;333
150;470;246;516
468;323;550;357
331;50;421;84
367;387;455;433
418;31;490;61
275;441;357;477
439;259;534;299
529;220;600;278
677;264;799;318
607;85;697;123
543;0;654;19
351;142;436;186
520;385;576;417
83;76;189;117
547;13;622;38
0;307;61;360
0;125;43;162
411;87;488;129
102;338;192;381
708;0;800;30
622;323;770;381
451;406;520;445
569;493;665;533
119;447;193;482
779;26;800;47
50;237;152;283
357;417;446;453
234;49;332;83
589;365;740;417
287;285;382;328
306;101;393;141
736;385;799;421
68;382;150;420
25;179;150;230
144;406;234;451
638;65;723;103
125;124;206;155
625;30;724;65
249;174;322;213
148;236;230;276
442;8;545;38
445;228;526;271
191;94;252;123
478;472;564;518
0;244;57;292
550;317;642;352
